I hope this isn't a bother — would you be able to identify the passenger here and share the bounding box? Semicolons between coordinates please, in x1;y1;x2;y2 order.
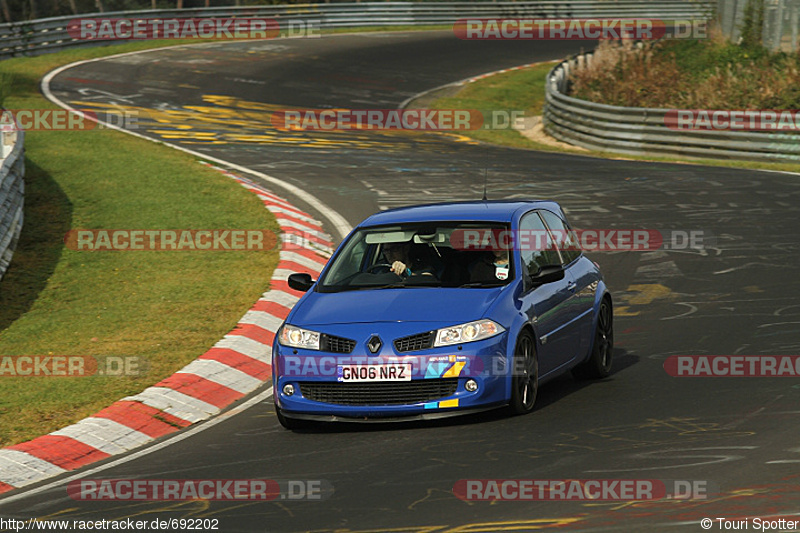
469;249;510;282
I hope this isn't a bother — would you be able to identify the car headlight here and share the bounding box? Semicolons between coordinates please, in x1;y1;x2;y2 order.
434;319;505;347
279;324;320;350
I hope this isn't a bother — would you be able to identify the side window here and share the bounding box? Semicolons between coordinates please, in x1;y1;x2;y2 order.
324;235;368;285
540;210;581;264
519;211;562;276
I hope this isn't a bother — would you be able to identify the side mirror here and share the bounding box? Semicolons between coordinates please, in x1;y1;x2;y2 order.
288;273;315;292
530;265;565;286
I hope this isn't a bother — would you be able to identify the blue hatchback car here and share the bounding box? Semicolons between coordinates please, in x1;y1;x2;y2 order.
273;201;613;428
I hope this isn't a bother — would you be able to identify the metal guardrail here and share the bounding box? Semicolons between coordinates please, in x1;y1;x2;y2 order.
543;50;800;162
0;129;24;282
0;1;715;59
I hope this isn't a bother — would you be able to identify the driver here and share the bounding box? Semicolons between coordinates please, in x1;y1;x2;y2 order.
383;242;436;277
383;242;413;276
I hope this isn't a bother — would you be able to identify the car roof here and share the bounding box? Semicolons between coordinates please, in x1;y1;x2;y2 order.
359;200;563;227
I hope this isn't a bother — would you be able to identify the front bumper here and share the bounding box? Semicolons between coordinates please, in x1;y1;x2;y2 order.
273;336;510;419
276;404;505;423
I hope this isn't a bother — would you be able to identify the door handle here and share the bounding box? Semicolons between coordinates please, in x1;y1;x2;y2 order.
567;282;577;292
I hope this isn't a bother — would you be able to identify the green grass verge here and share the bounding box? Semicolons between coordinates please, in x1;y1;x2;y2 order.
0;41;280;446
426;59;800;174
428;62;564;151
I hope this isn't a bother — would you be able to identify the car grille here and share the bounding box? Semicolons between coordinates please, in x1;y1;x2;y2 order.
394;331;435;352
320;334;356;354
299;379;459;406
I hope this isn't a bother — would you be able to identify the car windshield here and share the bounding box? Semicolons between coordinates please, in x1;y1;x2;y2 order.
318;222;514;292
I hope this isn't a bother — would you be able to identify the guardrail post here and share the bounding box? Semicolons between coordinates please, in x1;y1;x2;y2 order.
1;110;15;159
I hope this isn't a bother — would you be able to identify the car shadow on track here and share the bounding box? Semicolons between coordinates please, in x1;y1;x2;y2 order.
282;347;636;434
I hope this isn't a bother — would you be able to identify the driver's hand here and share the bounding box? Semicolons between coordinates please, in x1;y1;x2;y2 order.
391;261;407;276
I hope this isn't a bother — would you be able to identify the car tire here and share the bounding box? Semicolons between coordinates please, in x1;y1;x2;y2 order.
572;297;613;380
275;404;305;430
508;330;538;415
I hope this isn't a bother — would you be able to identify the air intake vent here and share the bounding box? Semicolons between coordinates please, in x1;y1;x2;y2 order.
320;334;356;354
299;379;459;406
394;331;435;352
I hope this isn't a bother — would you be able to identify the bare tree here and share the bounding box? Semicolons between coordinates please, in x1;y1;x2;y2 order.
0;0;11;22
67;0;78;14
95;0;104;13
176;0;183;8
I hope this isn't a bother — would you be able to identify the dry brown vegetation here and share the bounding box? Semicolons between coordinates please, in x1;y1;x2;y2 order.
570;36;800;109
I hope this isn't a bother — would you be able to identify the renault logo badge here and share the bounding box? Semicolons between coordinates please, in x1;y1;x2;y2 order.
367;335;382;354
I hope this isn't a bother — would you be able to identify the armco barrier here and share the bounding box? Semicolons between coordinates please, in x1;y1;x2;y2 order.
543;50;800;162
0;1;714;59
0;128;24;282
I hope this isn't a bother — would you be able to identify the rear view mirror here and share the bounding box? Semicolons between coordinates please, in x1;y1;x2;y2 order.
530;265;565;286
288;273;314;292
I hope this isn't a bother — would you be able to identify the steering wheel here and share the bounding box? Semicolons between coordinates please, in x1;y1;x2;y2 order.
367;263;398;274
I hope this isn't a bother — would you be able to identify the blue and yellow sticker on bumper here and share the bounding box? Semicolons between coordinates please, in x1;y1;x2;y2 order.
424;399;459;409
424;356;467;408
424;355;468;379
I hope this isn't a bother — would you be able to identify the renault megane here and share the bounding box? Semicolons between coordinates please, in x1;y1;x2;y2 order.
272;201;613;429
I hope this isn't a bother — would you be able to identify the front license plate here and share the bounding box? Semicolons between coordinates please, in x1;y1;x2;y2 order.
337;364;412;382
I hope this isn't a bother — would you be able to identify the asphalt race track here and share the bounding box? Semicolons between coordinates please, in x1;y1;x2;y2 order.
3;31;800;532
